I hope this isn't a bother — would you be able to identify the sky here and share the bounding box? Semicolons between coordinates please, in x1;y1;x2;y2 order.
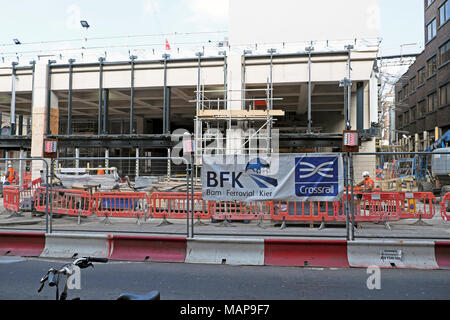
0;0;424;64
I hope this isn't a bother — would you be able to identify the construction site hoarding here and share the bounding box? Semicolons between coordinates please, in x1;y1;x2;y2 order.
202;154;344;202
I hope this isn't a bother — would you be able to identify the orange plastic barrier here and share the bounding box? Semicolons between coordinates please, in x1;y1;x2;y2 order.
93;191;147;219
13;173;32;186
35;187;92;217
336;192;436;223
441;193;450;222
3;186;20;212
271;201;335;223
336;193;402;222
209;200;272;221
148;192;210;220
3;178;41;213
396;192;436;220
19;178;41;202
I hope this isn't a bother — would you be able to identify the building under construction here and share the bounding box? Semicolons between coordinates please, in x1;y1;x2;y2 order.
0;45;381;183
0;43;382;184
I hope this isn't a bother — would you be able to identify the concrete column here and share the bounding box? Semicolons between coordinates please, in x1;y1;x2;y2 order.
415;133;420;152
226;54;244;154
135;148;140;178
423;131;429;150
136;117;145;134
31;63;53;180
105;149;109;168
227;54;243;111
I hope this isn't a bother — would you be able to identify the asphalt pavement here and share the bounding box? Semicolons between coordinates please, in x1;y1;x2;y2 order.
0;257;449;300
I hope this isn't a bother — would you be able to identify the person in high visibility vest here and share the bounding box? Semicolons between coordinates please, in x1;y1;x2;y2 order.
357;171;374;193
5;164;16;185
97;165;105;175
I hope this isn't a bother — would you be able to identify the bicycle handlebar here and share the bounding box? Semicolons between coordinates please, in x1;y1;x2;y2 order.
87;257;109;263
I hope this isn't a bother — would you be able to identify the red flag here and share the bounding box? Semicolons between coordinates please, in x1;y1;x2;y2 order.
165;39;171;51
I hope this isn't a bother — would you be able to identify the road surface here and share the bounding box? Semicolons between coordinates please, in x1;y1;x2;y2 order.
0;257;449;300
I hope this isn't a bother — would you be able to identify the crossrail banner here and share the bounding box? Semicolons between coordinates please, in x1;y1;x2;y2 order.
202;154;344;202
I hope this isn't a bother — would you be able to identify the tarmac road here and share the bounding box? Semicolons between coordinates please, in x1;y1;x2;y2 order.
0;257;449;300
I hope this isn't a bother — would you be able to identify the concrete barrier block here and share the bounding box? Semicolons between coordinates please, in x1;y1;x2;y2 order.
186;237;264;266
109;235;186;262
347;240;439;269
41;233;112;259
265;239;349;268
0;232;45;257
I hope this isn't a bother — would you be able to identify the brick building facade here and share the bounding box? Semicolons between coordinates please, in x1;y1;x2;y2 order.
395;0;450;151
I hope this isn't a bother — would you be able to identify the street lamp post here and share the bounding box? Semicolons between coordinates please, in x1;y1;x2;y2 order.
80;20;90;61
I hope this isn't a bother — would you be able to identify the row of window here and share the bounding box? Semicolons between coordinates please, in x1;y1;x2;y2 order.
397;40;449;102
426;0;449;42
398;83;449;126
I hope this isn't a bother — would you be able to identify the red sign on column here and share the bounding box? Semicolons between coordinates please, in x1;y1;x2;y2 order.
343;131;359;152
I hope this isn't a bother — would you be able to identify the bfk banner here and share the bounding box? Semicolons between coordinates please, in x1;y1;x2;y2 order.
202;154;344;202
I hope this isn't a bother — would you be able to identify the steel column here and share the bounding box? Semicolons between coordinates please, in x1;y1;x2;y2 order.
103;89;109;134
98;57;105;135
357;82;364;132
162;54;170;134
10;62;18;136
67;59;75;135
19;149;24;186
18;115;23;136
46;60;55;136
306;46;314;134
130;56;136;135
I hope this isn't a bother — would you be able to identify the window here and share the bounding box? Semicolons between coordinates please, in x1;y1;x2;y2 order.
398;114;403;127
427;19;437;42
439;41;450;65
427;92;438;112
397;90;402;102
418;68;426;85
427;0;435;7
404;84;409;97
427;56;437;77
404;111;409;125
411;106;417;121
440;1;449;25
410;77;417;92
440;83;449;106
418;100;426;116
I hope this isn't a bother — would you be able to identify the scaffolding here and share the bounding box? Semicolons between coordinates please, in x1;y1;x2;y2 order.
192;83;285;165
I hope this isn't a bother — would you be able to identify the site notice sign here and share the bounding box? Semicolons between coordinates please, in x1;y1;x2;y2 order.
202;154;344;202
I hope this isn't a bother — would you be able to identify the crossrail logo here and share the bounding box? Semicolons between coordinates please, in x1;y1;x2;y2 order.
295;157;339;197
245;158;278;189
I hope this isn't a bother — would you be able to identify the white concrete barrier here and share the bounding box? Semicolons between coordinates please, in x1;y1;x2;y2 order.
186;237;264;266
41;233;112;259
347;240;439;269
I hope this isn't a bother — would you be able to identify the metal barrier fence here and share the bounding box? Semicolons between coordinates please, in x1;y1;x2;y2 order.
1;153;449;240
441;194;450;223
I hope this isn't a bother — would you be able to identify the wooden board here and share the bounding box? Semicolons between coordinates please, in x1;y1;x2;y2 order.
197;110;285;118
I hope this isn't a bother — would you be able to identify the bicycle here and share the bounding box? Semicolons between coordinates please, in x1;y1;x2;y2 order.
38;257;160;300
